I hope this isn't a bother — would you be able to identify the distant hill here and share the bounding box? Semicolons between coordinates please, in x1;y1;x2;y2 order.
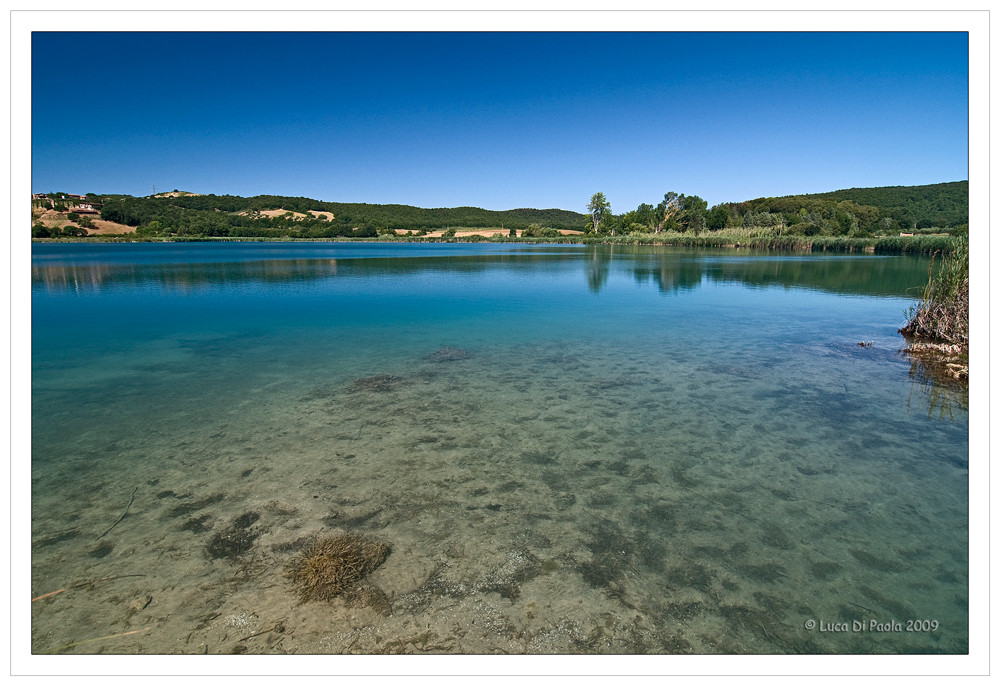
762;181;968;230
160;194;589;231
34;181;968;239
90;193;589;237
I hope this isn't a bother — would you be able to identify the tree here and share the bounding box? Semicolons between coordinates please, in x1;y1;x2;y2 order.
675;195;707;234
706;204;731;231
633;203;656;232
587;192;611;234
655;192;680;232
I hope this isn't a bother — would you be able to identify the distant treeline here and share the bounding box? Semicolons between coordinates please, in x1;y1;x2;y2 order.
95;194;587;238
595;181;968;238
32;181;968;240
737;181;969;233
806;182;969;230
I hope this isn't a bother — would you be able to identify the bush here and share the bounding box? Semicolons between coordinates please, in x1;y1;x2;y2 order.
522;224;561;238
441;228;457;238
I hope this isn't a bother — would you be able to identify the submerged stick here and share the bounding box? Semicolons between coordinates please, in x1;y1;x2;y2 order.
97;486;138;540
32;574;147;602
239;628;275;642
48;626;151;653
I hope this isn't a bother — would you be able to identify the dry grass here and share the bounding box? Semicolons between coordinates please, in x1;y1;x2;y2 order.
33;208;136;235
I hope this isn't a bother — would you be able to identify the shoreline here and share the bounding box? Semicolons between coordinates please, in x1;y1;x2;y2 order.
30;233;959;255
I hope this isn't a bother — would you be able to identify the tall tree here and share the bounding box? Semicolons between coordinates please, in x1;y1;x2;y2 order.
655;192;680;232
679;195;708;235
587;192;611;234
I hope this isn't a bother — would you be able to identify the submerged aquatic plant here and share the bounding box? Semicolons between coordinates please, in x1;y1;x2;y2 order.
425;346;472;362
206;511;261;560
286;533;391;602
349;374;402;393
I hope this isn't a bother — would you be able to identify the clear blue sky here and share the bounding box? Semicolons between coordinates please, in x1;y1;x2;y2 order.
31;31;968;213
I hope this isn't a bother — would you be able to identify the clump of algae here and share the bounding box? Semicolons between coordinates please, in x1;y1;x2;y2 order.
286;533;391;602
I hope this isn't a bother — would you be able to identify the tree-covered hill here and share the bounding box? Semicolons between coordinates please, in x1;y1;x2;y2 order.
91;193;588;238
33;180;968;240
791;181;968;231
591;180;967;239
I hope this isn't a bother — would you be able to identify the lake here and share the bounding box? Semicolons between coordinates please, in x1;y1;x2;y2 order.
29;242;969;655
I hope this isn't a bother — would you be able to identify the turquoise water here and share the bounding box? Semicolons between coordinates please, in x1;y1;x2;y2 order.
30;242;968;654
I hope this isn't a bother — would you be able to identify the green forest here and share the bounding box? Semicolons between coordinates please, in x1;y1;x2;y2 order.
32;180;967;242
95;195;587;238
590;181;968;238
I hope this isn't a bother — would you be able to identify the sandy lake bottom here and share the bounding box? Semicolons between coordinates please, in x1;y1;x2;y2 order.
28;245;969;656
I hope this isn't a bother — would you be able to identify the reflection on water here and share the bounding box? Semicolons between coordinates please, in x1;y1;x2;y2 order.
902;349;970;421
29;242;968;655
33;243;934;300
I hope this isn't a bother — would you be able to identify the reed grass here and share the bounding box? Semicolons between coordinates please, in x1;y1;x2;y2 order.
899;237;969;350
578;230;957;254
45;230;960;254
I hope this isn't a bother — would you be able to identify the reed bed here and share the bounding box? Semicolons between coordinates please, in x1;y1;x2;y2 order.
579;231;957;254
48;231;961;254
899;237;969;350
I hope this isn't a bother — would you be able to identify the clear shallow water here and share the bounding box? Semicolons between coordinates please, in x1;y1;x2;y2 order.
30;242;968;655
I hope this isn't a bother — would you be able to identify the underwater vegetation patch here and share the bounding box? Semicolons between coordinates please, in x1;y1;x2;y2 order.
479;549;542;600
809;560;842;580
425;346;472;362
180;514;212;533
286;533;391;602
206;511;261;560
33;528;81;549
665;562;715;593
850;548;905;572
88;541;114;558
521;450;558;466
349;374;402;393
164;493;225;519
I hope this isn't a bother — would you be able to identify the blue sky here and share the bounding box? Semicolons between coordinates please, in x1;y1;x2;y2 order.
31;31;968;213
